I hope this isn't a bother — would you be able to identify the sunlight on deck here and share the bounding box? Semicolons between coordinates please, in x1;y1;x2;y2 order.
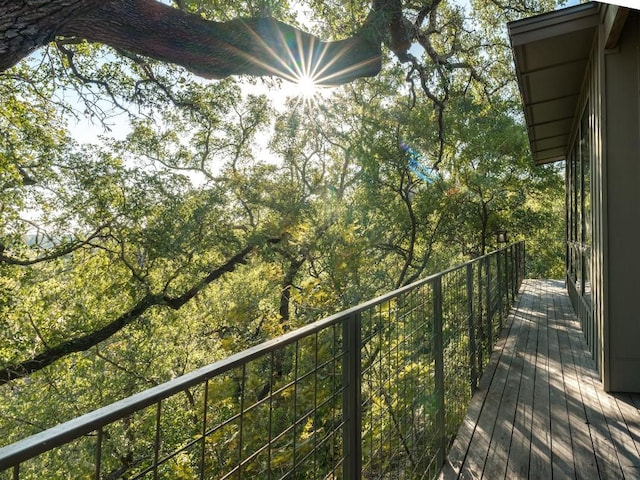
440;280;640;479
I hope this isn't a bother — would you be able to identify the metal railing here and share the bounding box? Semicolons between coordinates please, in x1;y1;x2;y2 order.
0;242;525;480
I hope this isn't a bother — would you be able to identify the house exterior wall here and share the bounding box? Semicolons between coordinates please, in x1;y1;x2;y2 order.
510;3;640;392
566;6;640;392
566;24;604;384
602;10;640;392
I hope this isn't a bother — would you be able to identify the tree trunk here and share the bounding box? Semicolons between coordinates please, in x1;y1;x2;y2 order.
279;256;305;330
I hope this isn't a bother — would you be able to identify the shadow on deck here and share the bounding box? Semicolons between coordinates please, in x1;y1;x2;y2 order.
440;279;640;480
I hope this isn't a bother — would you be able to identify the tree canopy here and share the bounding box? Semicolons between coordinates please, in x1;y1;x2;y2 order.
0;0;565;473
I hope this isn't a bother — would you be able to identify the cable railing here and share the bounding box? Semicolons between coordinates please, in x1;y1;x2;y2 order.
0;242;525;480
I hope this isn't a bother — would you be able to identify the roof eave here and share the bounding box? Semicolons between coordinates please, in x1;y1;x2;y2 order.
508;3;600;166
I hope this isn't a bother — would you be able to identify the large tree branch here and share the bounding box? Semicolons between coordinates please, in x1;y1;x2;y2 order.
0;0;110;71
0;238;280;385
62;0;382;85
2;0;412;85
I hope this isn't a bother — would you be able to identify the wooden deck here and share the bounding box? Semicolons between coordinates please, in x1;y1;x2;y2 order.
440;279;640;480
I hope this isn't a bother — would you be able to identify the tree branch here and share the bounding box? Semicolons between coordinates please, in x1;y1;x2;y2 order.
0;0;111;71
0;238;280;384
2;1;414;85
0;226;109;266
61;0;383;85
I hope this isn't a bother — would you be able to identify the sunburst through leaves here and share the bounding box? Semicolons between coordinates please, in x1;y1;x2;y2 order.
237;19;379;104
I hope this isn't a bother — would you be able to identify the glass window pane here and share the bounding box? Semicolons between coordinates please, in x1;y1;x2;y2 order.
581;106;591;305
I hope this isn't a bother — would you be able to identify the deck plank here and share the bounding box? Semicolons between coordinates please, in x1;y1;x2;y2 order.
482;283;539;480
528;285;552;480
548;289;575;480
439;279;640;480
504;281;537;480
554;292;600;480
460;331;513;478
564;287;629;478
614;393;640;475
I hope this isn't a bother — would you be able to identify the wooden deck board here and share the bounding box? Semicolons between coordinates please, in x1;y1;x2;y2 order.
548;290;576;480
614;393;640;474
482;287;532;480
439;279;640;480
504;281;536;480
554;289;600;480
529;285;552;480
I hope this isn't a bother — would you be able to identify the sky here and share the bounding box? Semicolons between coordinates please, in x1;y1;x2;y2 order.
562;0;640;6
600;0;640;7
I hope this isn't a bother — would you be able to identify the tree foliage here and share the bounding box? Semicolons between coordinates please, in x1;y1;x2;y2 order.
0;0;565;475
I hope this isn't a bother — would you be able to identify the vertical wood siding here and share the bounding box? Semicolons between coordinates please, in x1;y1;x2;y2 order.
566;28;604;382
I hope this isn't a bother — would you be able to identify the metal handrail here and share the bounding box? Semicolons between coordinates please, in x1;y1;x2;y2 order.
0;241;525;479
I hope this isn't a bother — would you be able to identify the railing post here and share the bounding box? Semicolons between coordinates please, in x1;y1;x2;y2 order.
497;249;503;329
508;244;514;300
342;312;362;479
503;247;509;304
520;241;526;287
516;242;522;289
95;428;103;480
433;277;446;468
511;246;516;299
485;256;492;355
466;264;478;392
515;242;520;289
477;261;484;372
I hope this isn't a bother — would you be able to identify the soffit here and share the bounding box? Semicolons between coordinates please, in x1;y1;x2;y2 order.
508;3;600;165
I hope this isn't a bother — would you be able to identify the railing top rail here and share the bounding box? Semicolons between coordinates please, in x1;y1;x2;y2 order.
0;242;523;470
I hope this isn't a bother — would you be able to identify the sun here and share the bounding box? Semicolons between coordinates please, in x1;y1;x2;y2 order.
294;74;320;99
288;73;328;108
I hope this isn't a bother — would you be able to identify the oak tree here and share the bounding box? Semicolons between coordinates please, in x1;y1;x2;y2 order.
0;4;566;475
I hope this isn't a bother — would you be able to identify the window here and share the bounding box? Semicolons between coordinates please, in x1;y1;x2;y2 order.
581;108;591;304
567;105;592;306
